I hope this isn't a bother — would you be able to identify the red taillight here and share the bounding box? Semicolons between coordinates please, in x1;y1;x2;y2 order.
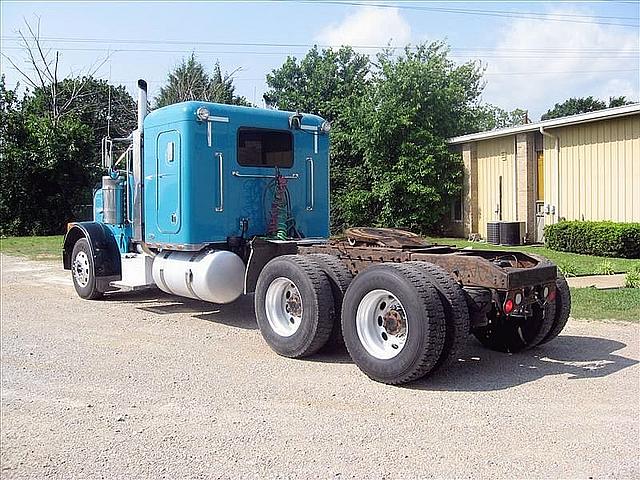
547;287;556;302
503;299;514;314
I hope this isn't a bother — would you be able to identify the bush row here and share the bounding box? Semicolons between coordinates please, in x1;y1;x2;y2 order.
544;221;640;259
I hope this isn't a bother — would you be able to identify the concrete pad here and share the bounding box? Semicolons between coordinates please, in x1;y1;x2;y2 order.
566;274;626;289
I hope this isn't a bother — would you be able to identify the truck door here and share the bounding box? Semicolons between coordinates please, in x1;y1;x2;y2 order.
156;130;181;234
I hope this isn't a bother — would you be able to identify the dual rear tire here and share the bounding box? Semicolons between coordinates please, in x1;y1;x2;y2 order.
255;256;469;385
472;275;570;353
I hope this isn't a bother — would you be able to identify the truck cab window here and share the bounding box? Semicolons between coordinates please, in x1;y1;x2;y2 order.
237;128;293;168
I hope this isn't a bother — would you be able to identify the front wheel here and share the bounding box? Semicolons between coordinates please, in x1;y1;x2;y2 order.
71;238;103;300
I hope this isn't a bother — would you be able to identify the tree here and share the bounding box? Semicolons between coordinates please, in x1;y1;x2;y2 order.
471;105;529;131
154;55;248;107
541;96;633;120
0;76;96;235
23;77;136;158
608;96;633;108
1;18;110;125
345;42;485;232
265;46;371;231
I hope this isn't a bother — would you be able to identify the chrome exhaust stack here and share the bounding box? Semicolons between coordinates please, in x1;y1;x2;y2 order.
137;79;148;130
132;79;148;242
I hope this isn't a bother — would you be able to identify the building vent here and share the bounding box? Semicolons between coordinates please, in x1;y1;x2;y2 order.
499;221;525;246
487;222;501;245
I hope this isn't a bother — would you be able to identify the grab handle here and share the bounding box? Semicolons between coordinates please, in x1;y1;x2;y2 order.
306;157;314;211
215;152;224;212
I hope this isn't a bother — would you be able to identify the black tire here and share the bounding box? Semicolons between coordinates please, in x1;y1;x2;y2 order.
309;253;354;348
407;261;470;368
255;255;334;358
70;238;104;300
341;263;446;385
473;299;556;353
538;276;572;345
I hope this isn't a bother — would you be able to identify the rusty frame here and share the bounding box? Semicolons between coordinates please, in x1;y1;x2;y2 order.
298;243;556;290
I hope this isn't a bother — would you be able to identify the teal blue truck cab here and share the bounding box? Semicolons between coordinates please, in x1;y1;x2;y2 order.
64;80;330;302
63;80;570;386
142;101;329;247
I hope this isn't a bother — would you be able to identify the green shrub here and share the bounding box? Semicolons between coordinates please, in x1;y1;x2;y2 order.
544;221;640;259
625;266;640;288
594;260;615;275
557;262;578;277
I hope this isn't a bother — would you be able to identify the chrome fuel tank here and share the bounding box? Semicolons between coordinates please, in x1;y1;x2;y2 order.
152;250;244;304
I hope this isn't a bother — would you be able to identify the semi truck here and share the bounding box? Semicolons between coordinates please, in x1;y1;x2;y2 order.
63;80;571;385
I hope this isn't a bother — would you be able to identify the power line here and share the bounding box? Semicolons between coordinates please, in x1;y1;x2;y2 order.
314;1;640;27
2;35;638;54
1;44;638;60
313;0;639;21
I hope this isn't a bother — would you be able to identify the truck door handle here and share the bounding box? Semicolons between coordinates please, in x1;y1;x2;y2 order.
306;157;314;211
215;152;224;212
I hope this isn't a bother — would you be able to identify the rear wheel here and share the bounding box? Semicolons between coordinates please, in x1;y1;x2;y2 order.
473;300;555;353
309;253;353;348
71;238;103;300
341;263;446;385
255;255;334;358
407;261;470;368
538;276;571;345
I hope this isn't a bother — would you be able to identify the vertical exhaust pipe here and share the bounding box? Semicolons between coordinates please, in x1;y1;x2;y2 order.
132;79;147;242
137;79;148;131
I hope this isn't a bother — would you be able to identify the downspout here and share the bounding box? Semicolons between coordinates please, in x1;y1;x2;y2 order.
539;126;560;222
513;137;518;221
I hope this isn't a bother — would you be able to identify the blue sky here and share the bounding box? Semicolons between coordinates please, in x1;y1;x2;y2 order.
1;1;639;119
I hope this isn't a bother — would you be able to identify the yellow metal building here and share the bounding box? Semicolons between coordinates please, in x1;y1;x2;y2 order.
448;104;640;243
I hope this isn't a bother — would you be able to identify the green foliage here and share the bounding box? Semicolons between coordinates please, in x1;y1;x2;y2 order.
267;42;487;233
545;221;640;259
348;43;485;232
470;105;530;131
541;96;633;120
265;46;371;231
625;266;640;288
594;260;615;276
0;75;133;236
556;262;578;278
155;54;248;108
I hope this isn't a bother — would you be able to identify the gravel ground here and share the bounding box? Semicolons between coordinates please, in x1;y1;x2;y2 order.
1;254;639;479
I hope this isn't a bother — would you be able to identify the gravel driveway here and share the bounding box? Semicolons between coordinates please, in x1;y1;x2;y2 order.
1;254;639;479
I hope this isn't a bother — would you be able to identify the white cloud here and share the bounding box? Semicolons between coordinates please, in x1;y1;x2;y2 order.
480;9;639;119
315;7;411;48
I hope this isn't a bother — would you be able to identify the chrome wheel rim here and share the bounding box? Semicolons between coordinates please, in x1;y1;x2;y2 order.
265;277;303;337
72;251;90;288
356;289;408;360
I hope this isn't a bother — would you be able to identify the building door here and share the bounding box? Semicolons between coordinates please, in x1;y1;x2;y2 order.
535;151;545;242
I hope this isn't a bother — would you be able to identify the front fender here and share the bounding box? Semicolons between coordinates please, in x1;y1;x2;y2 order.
62;222;122;278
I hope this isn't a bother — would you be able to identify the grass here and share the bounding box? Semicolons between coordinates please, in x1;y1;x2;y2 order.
0;235;63;261
428;236;640;277
570;288;640;322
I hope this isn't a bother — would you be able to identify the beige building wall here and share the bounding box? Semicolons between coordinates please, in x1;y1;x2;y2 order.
543;115;640;224
475;137;517;238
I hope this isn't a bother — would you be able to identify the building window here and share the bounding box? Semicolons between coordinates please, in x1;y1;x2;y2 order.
237;128;293;168
451;194;463;223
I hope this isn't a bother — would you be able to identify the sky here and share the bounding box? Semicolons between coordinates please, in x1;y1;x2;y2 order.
1;0;639;120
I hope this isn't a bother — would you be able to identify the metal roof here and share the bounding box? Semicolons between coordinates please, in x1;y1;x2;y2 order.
448;103;640;145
